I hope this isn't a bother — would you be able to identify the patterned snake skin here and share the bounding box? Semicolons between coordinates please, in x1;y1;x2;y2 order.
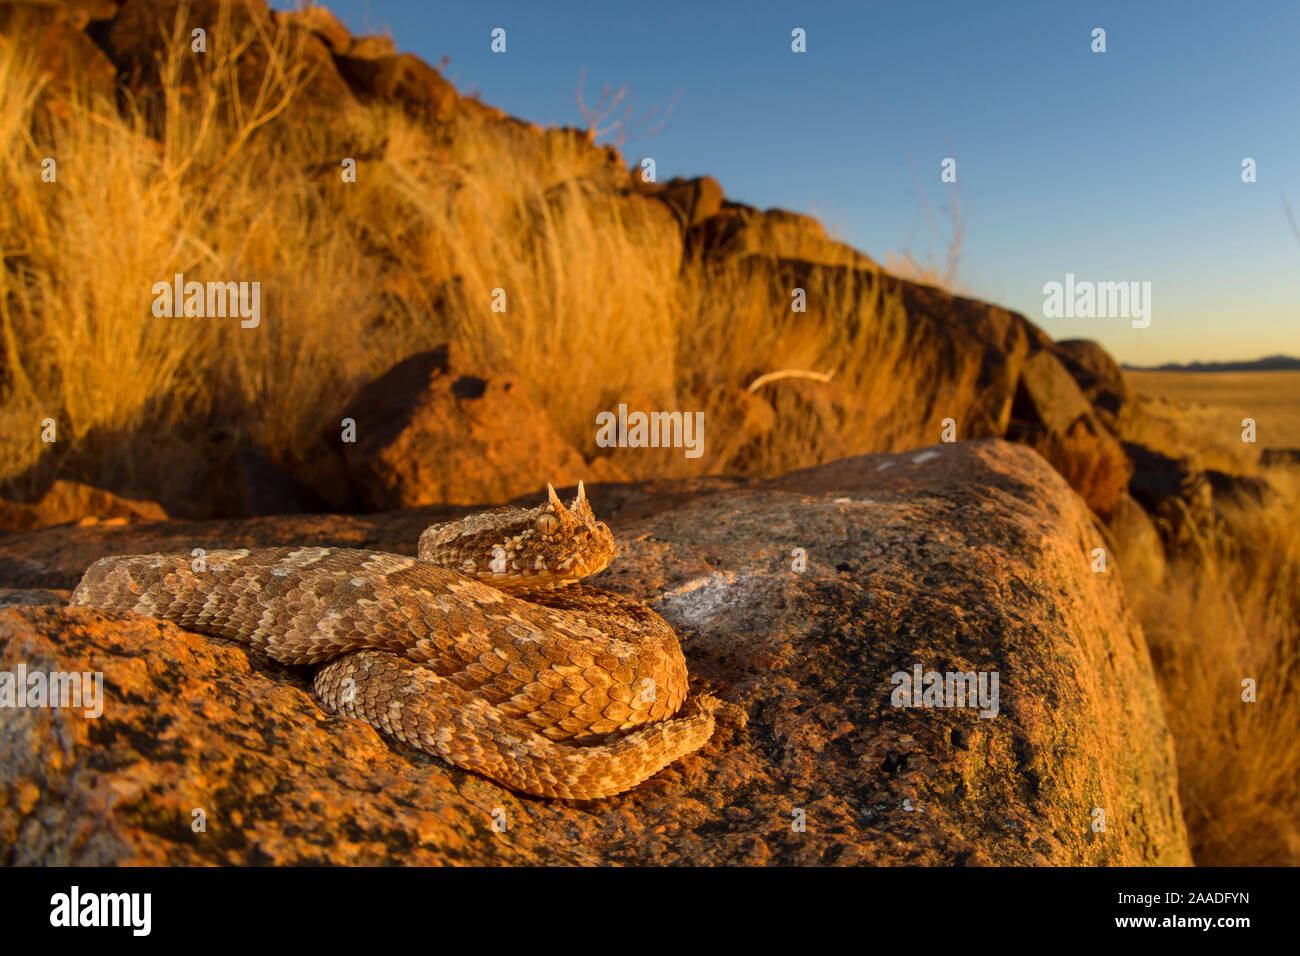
70;484;721;799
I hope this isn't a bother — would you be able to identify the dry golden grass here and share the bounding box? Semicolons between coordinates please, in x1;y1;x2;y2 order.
1119;466;1300;865
883;162;965;293
1126;370;1300;471
677;253;934;473
1117;360;1300;865
1027;421;1131;518
0;5;931;500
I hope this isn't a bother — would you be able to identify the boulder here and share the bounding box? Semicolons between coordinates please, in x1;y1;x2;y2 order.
339;344;590;509
687;202;879;270
346;35;397;60
0;480;166;533
641;176;724;231
1052;339;1137;435
105;0;354;116
0;441;1190;864
728;256;1039;445
1122;441;1213;545
0;587;67;608
1205;469;1272;506
333;50;457;124
1106;492;1166;591
7;427;339;524
281;440;358;514
13;1;120;30
1260;448;1300;467
894;273;1047;439
1009;349;1132;517
275;4;351;53
1014;349;1096;430
217;449;330;517
0;4;118;111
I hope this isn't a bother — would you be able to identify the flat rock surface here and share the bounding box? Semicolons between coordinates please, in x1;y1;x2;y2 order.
0;441;1190;865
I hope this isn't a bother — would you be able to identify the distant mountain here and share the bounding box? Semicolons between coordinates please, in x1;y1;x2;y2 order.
1123;355;1300;372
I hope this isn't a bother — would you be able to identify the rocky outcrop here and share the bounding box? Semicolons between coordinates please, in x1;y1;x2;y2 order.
637;178;878;270
725;256;1040;445
641;176;725;231
1053;338;1137;435
337;343;591;509
1105;492;1167;587
0;3;117;112
332;50;457;124
3;0;1164;534
3;0;1236;682
104;0;355;115
0;441;1190;865
1260;448;1300;467
1121;442;1213;545
277;4;353;53
0;480;166;533
689;202;880;270
1008;349;1132;517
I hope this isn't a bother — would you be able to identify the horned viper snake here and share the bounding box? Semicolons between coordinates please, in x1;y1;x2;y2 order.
70;484;722;799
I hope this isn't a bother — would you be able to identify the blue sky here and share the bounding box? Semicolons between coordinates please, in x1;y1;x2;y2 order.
312;0;1298;365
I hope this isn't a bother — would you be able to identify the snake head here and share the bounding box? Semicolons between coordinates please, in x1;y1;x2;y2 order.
418;481;616;586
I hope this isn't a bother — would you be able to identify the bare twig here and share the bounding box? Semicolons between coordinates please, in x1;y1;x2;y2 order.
747;369;835;392
888;149;966;290
575;70;678;148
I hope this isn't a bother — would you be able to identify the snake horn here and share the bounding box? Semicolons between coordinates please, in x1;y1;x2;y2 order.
547;483;565;510
576;481;586;506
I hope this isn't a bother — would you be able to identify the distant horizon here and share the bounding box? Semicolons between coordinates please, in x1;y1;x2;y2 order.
316;0;1298;367
1121;353;1300;371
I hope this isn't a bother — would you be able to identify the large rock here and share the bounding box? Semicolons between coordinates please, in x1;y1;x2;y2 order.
0;480;166;533
1053;338;1137;435
333;50;457;124
3;428;333;524
12;1;120;30
105;0;354;116
0;3;118;112
1122;441;1213;545
731;256;1040;443
217;449;330;517
641;176;724;231
1105;492;1166;590
1008;349;1132;517
0;441;1190;864
274;4;351;53
339;344;590;509
638;179;878;270
688;202;879;270
1260;448;1300;467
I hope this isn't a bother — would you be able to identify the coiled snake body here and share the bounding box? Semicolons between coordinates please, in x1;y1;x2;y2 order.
70;484;720;799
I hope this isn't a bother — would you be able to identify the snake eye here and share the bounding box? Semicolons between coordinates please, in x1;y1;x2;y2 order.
536;513;559;535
